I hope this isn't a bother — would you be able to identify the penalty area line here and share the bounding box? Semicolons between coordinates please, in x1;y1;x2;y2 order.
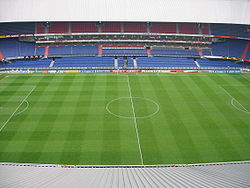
219;86;249;113
0;86;36;132
127;75;144;165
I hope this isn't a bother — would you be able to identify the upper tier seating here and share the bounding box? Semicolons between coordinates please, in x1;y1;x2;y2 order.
150;23;176;33
211;40;246;58
102;23;121;32
71;22;98;33
137;57;197;67
49;46;98;56
2;22;250;38
0;22;35;35
36;23;45;34
179;23;199;34
0;39;43;57
201;24;210;35
123;23;147;33
102;49;147;55
48;22;68;33
211;24;248;37
151;49;199;56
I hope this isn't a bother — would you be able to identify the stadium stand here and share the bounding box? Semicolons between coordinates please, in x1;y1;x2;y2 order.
211;24;248;37
151;48;199;56
102;48;147;55
36;22;45;34
0;59;51;68
179;23;199;34
1;56;245;69
53;56;114;67
246;46;250;59
202;48;212;56
0;39;45;57
211;40;246;58
0;22;249;70
150;23;177;33
35;47;45;56
102;22;121;32
0;51;4;60
137;57;197;67
123;23;147;33
48;22;68;33
0;22;35;35
71;22;98;33
0;39;35;57
241;41;250;59
48;46;98;56
201;24;210;34
197;59;246;68
3;22;250;38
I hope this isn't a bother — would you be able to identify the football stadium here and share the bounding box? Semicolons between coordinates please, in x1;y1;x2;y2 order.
0;0;250;187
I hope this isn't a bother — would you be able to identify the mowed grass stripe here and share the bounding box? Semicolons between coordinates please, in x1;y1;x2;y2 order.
129;75;164;164
0;76;40;162
208;75;250;153
186;75;243;161
165;76;220;163
57;75;83;164
208;74;250;156
145;76;202;164
22;76;72;164
101;75;121;164
0;73;249;165
165;75;204;163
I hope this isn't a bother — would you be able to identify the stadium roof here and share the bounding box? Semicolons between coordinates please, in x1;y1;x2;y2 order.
0;0;249;25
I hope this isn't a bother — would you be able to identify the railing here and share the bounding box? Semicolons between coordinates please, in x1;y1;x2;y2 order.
0;66;244;71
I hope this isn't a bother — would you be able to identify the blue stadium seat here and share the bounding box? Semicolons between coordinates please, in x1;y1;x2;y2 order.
137;57;196;67
197;59;246;68
53;56;114;67
102;49;147;55
0;59;51;68
151;49;198;56
49;46;98;55
211;40;246;58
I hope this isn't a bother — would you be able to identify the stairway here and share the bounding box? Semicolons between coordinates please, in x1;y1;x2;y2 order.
49;59;55;67
194;59;201;67
241;41;250;59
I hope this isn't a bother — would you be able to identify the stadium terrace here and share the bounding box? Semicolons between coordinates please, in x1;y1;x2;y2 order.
0;0;250;187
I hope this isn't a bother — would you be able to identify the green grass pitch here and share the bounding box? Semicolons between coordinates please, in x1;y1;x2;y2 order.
0;73;250;165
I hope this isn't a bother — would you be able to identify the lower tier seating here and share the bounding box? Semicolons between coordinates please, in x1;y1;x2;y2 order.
197;59;245;68
137;57;197;67
0;56;246;68
0;59;51;68
53;56;114;67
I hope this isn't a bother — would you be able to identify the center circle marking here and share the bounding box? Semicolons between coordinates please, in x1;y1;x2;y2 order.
106;97;160;119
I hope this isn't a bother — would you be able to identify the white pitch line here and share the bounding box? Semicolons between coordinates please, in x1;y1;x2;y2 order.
0;86;36;132
127;75;144;165
242;75;250;82
14;100;29;116
220;86;249;113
